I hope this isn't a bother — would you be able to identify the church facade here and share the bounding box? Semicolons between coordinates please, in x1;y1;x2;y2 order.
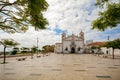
55;31;85;53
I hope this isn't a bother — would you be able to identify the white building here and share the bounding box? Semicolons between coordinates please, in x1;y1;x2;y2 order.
55;31;85;53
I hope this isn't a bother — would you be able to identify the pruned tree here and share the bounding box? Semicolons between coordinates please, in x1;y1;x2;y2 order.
0;39;19;63
0;0;49;33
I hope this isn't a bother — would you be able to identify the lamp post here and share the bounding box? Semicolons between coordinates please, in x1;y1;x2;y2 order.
37;37;39;55
107;36;110;55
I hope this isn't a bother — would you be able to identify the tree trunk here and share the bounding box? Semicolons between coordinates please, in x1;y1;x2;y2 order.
3;47;6;64
112;48;114;59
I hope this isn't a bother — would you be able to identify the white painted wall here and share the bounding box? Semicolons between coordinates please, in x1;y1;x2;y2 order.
101;47;120;56
75;41;84;53
63;41;71;53
55;44;62;53
63;41;84;53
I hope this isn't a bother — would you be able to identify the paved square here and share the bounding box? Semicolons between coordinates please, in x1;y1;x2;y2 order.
0;53;120;80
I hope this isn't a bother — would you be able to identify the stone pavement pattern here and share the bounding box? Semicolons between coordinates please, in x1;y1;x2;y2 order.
0;53;120;80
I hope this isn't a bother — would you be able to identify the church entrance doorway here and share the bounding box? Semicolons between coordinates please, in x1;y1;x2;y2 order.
71;47;75;53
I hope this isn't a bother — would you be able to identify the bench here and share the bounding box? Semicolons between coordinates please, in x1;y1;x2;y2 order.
103;55;107;58
17;57;27;61
46;55;48;56
37;55;41;58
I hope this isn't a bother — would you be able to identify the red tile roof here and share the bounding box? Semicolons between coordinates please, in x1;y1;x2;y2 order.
87;42;106;46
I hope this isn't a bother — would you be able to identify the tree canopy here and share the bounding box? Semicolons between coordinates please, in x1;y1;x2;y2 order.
31;46;38;53
0;0;49;33
92;0;120;31
0;38;19;47
42;45;54;52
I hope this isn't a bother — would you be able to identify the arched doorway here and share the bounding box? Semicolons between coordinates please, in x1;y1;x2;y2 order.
71;47;75;53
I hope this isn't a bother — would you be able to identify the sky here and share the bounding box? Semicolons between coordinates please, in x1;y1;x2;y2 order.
0;0;120;51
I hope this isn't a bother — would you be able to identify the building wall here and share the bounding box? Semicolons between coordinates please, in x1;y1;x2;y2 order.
63;40;84;53
101;47;120;56
55;31;84;53
63;41;71;53
75;41;84;53
55;44;62;53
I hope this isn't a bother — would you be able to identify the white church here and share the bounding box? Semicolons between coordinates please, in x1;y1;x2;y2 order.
55;31;85;53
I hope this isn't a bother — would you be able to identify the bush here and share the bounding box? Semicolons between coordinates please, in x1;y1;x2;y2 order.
11;50;17;55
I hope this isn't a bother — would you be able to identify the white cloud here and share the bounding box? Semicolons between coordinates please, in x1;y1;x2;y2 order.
0;0;120;52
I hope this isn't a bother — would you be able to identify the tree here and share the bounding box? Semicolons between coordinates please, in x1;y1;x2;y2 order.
104;39;120;59
31;46;37;58
0;0;49;33
0;39;19;63
31;46;37;53
92;0;120;31
42;45;54;52
91;46;100;49
20;47;30;53
11;47;19;55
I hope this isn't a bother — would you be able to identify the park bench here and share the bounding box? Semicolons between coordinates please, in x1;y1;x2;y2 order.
46;54;48;56
102;55;107;58
17;57;27;61
37;55;41;58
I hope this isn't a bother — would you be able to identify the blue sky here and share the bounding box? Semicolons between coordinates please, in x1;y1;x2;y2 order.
0;0;120;51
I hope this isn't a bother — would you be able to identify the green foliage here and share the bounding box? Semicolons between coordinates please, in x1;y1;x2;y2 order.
92;0;120;31
104;39;120;49
11;47;19;55
95;0;109;8
20;47;30;53
0;39;19;47
0;38;19;63
0;0;49;33
91;46;100;49
31;46;38;53
42;45;54;52
11;50;17;55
